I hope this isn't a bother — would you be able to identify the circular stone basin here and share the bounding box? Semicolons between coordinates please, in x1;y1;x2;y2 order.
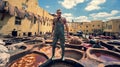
64;48;84;60
87;48;120;63
40;58;84;67
118;47;120;49
107;40;120;45
105;64;120;67
8;51;48;67
107;41;120;46
10;38;26;43
18;45;27;49
45;40;53;44
114;46;120;53
65;43;86;51
117;46;120;50
24;40;43;44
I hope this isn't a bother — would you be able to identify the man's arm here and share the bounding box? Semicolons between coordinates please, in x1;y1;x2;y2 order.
52;24;54;33
64;18;69;37
65;23;69;36
52;19;55;34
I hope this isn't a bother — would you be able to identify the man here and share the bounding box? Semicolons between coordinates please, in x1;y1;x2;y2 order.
51;9;69;60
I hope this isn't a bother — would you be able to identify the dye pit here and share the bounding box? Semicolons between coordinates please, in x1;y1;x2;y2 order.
9;53;47;67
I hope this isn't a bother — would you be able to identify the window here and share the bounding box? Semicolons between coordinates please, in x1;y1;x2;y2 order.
86;30;88;32
0;26;2;29
86;26;88;28
15;17;21;25
105;24;107;29
98;25;100;27
43;22;45;25
34;16;37;24
80;23;83;25
119;25;120;29
47;23;49;26
23;32;26;36
108;25;112;29
22;3;28;10
25;0;29;3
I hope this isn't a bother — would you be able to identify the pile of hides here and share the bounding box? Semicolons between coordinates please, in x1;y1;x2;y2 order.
0;39;5;45
6;42;25;51
33;37;45;44
69;36;82;44
0;45;10;66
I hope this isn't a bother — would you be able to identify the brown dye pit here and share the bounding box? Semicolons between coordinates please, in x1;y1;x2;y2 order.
10;53;47;67
65;50;83;60
92;53;120;62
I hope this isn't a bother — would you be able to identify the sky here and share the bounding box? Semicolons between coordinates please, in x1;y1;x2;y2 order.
38;0;120;22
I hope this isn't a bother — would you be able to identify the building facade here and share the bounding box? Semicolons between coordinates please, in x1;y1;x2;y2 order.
104;19;120;35
68;20;104;35
68;22;81;33
68;19;120;36
90;20;104;35
0;0;53;36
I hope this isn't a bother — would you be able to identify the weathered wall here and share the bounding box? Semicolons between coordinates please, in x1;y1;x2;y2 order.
0;0;53;36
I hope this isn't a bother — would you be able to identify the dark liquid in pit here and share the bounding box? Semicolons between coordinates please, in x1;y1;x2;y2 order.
92;53;120;62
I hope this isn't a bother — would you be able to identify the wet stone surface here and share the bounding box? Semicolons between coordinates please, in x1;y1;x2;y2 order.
79;58;101;67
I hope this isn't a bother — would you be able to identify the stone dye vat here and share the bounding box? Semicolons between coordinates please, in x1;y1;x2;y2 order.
64;48;84;60
87;48;120;63
114;46;120;53
98;63;120;67
4;38;31;45
45;39;53;44
24;40;44;45
107;40;120;46
8;51;48;67
105;64;120;67
40;58;84;67
100;41;115;50
65;43;86;51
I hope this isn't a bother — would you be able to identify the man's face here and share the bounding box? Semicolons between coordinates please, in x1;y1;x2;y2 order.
57;12;62;17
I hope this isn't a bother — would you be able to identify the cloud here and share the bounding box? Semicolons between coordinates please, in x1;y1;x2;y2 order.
85;0;106;11
59;0;85;9
45;5;50;8
111;10;119;15
107;16;120;20
90;10;119;19
62;10;119;22
62;13;74;22
75;16;90;22
62;13;90;22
